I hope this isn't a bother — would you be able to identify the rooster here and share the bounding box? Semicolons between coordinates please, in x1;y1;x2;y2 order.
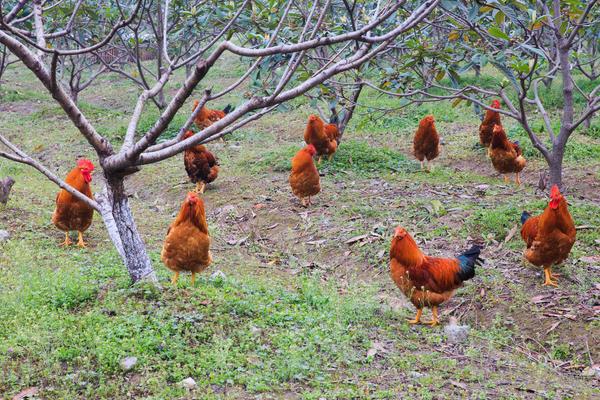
390;226;483;326
488;124;526;185
161;192;212;285
182;130;219;193
0;176;15;206
304;114;338;163
192;100;233;130
289;144;320;207
521;185;576;287
479;100;502;147
413;115;440;172
51;159;94;247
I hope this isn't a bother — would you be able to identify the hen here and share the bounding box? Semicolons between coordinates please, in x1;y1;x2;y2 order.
161;192;212;285
521;185;576;287
488;124;526;185
390;226;483;326
413;115;440;171
289;144;320;207
479;100;502;147
0;176;15;206
182;130;219;193
304;114;338;163
51;159;94;247
192;100;232;129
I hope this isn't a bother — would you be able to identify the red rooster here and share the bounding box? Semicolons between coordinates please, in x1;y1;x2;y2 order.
521;185;576;287
390;226;483;326
479;100;502;147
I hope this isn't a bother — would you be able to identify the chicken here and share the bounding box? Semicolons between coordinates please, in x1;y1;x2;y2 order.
0;176;15;206
488;124;526;184
520;185;576;287
413;115;440;171
182;130;219;193
192;100;232;129
479;100;502;147
390;226;483;326
289;144;320;207
161;192;212;285
304;114;338;163
51;159;94;247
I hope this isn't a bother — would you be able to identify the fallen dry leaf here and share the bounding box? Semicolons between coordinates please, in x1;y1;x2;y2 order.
12;387;38;400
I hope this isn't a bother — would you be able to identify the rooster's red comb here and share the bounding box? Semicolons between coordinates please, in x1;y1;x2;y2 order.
77;158;94;171
550;184;561;198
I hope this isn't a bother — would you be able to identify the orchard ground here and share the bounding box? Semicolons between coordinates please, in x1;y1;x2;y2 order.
1;57;599;399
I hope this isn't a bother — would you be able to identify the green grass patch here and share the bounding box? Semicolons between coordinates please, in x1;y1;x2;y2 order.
256;139;419;175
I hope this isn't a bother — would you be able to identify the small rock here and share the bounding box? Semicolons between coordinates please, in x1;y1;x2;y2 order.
0;230;10;242
210;270;226;281
444;317;470;344
180;377;197;389
409;371;425;379
120;356;138;372
581;364;600;378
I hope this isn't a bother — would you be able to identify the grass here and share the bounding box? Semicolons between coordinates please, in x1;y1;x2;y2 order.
1;56;600;399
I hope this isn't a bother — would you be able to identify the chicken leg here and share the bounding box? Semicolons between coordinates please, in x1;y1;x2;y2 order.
60;232;72;247
317;156;322;164
407;308;423;324
328;154;334;162
77;231;87;248
420;160;425;171
424;306;439;326
504;175;510;183
195;182;206;194
191;272;196;286
543;266;559;287
171;271;179;285
515;173;521;185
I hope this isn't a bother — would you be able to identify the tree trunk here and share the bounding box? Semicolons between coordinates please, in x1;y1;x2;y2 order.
548;146;564;189
99;177;157;283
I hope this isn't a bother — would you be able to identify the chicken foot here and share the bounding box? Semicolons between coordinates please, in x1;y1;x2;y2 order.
191;272;196;286
424;306;439;326
60;232;72;246
515;173;521;185
77;231;87;248
543;266;559;287
407;308;423;324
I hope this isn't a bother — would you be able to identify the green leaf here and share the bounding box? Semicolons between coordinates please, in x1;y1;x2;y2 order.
488;26;510;41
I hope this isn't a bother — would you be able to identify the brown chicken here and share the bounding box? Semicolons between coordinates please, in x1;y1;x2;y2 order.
488;124;526;184
479;100;502;147
304;114;337;163
390;226;482;326
182;130;219;193
192;100;232;129
161;192;212;285
289;144;320;207
413;115;440;171
520;185;576;287
52;159;94;247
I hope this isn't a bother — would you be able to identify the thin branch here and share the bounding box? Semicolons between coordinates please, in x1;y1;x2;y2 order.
0;134;100;211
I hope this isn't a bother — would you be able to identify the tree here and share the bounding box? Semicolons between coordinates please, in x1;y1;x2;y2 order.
0;0;440;283
368;0;599;188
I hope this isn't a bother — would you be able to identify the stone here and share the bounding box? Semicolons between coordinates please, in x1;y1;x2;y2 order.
120;356;137;372
0;230;10;242
444;317;470;344
180;377;197;389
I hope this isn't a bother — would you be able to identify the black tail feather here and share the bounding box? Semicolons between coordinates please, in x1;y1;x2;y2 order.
456;245;483;282
222;104;233;114
521;211;531;225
